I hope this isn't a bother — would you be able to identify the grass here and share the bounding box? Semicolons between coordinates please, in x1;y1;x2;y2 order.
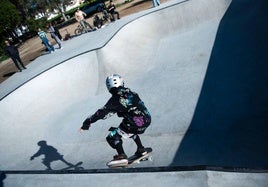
0;55;9;63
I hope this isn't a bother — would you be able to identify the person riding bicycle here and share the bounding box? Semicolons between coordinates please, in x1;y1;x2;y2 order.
75;8;92;30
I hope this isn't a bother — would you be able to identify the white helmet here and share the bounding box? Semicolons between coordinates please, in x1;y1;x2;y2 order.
106;74;124;91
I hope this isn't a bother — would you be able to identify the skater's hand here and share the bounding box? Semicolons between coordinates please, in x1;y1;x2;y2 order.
30;156;34;161
79;127;89;133
80;118;91;131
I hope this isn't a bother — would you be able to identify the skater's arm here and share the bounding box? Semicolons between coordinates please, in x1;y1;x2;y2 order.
81;98;118;130
81;108;115;130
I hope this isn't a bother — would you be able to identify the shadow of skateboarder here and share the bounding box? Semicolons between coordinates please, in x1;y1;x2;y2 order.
30;140;84;170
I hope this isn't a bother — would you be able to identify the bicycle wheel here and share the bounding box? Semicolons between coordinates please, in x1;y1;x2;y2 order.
74;28;82;36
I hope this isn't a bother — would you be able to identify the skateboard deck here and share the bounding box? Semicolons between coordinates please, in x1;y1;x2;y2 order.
107;147;153;168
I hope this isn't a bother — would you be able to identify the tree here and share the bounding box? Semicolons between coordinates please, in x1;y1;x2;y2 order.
0;0;23;46
32;0;50;17
0;0;22;34
48;0;68;21
9;0;29;20
46;0;75;22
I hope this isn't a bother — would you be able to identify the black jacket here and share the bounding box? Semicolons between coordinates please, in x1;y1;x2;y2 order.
4;44;19;57
83;87;151;133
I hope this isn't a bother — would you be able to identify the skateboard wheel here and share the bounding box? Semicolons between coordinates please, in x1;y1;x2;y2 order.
141;157;147;161
148;156;153;161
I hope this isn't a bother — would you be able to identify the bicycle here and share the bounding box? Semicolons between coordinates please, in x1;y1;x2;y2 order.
74;22;94;36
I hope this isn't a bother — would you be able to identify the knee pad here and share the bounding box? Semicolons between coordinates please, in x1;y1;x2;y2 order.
106;130;122;149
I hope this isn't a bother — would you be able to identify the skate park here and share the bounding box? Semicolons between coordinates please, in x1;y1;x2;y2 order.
0;0;268;186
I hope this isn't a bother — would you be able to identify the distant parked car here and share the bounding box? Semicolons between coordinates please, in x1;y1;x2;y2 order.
81;1;105;17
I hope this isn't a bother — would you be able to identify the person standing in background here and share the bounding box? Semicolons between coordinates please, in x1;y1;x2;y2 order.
152;0;160;7
107;0;120;21
53;21;63;41
4;40;27;72
37;28;55;53
47;23;62;49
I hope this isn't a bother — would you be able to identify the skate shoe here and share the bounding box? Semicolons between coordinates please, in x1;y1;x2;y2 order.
135;147;147;157
113;154;127;160
107;154;128;167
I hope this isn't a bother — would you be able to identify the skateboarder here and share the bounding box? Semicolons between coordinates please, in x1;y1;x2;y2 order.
80;74;151;165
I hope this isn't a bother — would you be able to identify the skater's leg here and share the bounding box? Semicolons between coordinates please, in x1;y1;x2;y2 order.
132;134;144;149
132;134;148;156
106;129;126;156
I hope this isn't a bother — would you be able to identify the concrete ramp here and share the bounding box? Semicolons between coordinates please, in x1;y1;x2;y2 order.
173;0;268;168
1;0;268;186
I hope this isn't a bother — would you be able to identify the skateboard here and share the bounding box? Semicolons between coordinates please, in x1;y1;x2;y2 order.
107;147;153;168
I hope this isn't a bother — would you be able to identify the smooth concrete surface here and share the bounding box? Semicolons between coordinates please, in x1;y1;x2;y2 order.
1;0;268;186
2;171;268;187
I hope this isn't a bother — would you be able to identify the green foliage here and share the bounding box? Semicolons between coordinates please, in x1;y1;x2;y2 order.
0;54;9;62
0;0;22;33
48;7;77;23
0;1;22;58
25;17;47;32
